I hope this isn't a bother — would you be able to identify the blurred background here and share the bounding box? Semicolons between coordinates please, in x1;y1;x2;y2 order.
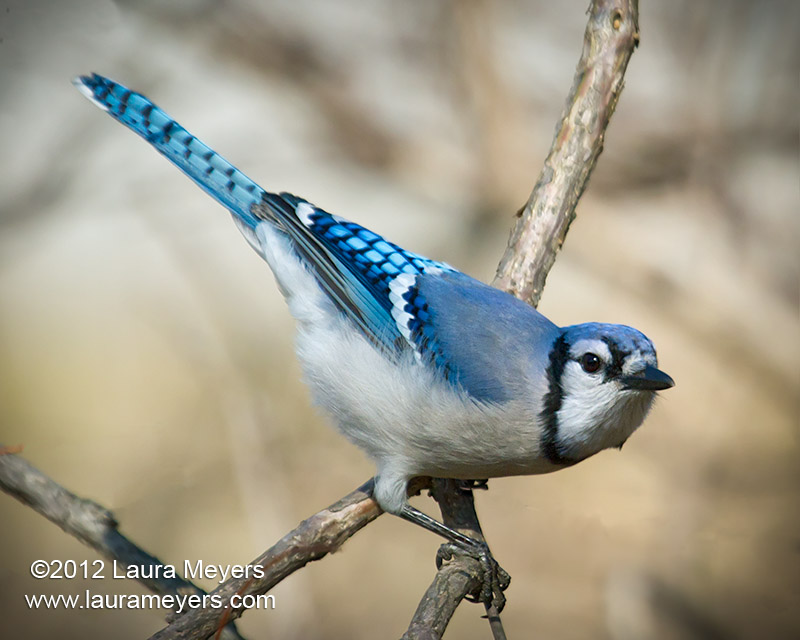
1;0;798;638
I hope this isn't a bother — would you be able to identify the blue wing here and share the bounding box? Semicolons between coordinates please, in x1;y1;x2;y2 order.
253;191;453;353
74;73;452;356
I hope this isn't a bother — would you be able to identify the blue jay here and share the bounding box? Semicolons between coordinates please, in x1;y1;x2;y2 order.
74;74;673;603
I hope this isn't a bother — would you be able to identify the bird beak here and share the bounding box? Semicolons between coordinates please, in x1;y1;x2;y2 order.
620;364;675;391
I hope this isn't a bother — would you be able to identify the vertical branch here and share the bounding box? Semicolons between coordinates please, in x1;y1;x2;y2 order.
409;0;640;637
493;0;640;307
404;480;507;640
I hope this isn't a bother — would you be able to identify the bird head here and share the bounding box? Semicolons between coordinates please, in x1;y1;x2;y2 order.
541;323;674;464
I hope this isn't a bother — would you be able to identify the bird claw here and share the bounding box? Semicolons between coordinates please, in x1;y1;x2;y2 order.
435;541;511;612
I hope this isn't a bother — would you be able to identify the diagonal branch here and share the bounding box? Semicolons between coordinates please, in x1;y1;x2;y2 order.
149;481;381;640
149;478;429;640
0;447;245;640
407;0;640;637
493;0;640;307
0;449;419;640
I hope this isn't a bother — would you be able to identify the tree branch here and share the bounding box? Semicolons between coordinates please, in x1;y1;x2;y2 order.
403;480;506;640
493;0;640;306
408;0;640;637
149;478;429;640
0;446;245;640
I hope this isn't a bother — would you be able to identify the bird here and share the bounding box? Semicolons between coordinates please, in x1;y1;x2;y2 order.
74;73;674;605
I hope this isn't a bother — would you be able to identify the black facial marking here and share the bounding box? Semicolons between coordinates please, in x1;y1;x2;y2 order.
601;336;628;382
540;333;576;466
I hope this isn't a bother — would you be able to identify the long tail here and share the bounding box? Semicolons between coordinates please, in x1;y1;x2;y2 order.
73;73;263;229
74;73;454;355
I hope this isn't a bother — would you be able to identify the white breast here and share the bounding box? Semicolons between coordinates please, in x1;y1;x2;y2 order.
252;223;559;508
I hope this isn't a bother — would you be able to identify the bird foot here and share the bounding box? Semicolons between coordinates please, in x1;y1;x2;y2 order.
435;541;511;612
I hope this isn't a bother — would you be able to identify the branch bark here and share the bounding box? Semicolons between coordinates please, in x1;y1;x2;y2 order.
149;478;429;640
492;0;640;306
148;480;378;639
0;447;245;640
408;0;640;637
403;480;506;640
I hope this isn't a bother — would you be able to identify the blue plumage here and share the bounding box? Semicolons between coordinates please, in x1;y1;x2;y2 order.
75;74;264;227
256;190;452;354
416;270;559;403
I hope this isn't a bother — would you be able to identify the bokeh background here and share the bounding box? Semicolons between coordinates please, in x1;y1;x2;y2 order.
1;1;798;638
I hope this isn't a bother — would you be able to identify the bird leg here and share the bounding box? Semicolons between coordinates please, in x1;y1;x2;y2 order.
399;504;510;611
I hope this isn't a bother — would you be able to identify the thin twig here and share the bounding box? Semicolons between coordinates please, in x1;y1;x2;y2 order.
0;446;245;640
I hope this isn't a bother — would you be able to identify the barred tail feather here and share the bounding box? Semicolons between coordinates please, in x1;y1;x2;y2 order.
73;73;264;228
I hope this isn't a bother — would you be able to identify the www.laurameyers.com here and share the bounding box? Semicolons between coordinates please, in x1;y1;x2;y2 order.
24;559;275;613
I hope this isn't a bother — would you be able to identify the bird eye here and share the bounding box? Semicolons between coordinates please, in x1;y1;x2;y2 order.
580;353;602;373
